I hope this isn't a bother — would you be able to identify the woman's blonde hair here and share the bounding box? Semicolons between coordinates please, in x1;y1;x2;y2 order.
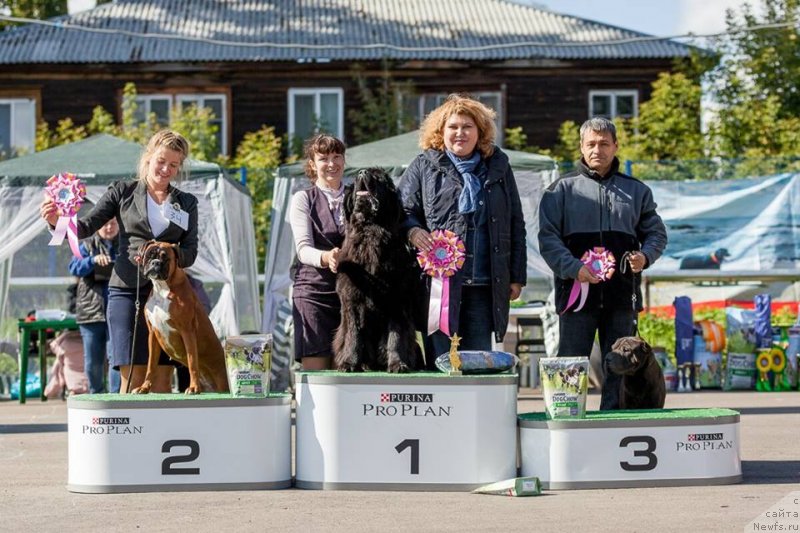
303;133;346;182
137;129;191;183
418;94;497;158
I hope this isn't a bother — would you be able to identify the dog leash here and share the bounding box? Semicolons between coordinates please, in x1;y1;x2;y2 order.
620;251;639;336
125;240;151;393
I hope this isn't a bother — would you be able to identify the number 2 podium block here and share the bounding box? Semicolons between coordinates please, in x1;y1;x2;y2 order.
295;372;518;490
67;394;292;493
519;408;742;489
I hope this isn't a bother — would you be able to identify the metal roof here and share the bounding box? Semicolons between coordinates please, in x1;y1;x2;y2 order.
0;0;693;64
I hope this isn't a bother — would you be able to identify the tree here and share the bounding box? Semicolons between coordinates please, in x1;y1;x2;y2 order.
347;63;414;145
0;0;67;29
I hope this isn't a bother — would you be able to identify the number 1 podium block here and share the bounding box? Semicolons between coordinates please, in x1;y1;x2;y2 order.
295;372;518;490
519;408;742;489
68;394;292;493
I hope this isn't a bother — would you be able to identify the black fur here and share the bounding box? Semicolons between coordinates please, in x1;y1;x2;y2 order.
679;248;730;269
605;336;666;409
333;168;422;373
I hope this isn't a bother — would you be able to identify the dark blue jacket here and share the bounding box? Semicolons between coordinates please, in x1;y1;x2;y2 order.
398;147;527;341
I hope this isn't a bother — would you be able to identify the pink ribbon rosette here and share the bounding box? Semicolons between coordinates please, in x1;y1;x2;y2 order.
562;246;616;314
417;229;466;336
45;172;86;258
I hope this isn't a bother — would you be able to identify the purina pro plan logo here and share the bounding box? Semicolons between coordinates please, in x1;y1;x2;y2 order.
362;392;453;417
676;432;734;452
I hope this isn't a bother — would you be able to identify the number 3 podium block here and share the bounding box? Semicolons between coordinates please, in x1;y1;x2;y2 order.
67;394;292;493
295;372;518;490
519;408;742;489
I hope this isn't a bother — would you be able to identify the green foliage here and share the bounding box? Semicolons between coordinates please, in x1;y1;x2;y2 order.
551;120;581;163
86;105;118;136
503;127;529;152
170;103;219;162
638;311;676;359
693;306;726;325
347;64;414;145
229;126;284;271
772;305;798;326
0;0;67;29
118;82;159;144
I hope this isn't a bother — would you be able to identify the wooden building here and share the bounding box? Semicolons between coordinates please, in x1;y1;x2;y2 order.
0;0;693;157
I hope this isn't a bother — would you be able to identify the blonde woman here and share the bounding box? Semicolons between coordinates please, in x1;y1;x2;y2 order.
398;94;526;366
41;129;197;393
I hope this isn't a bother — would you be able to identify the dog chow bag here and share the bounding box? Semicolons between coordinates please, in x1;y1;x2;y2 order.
224;334;272;397
539;357;589;419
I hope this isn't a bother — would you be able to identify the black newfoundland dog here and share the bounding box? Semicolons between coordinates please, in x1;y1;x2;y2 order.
333;168;422;373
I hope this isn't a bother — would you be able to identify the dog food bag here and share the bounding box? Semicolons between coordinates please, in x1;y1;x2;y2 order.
539;357;589;419
472;477;542;497
224;334;271;397
723;352;757;390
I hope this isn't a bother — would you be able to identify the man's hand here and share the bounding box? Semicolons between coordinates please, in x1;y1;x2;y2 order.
509;283;522;300
577;265;601;284
627;251;646;274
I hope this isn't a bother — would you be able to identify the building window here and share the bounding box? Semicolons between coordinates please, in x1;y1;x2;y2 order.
400;91;504;144
589;90;638;120
133;93;228;154
288;88;344;142
0;98;36;157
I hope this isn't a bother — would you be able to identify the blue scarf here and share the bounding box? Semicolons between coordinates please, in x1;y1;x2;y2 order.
446;150;482;214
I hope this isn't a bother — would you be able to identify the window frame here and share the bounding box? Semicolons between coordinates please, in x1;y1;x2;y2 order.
0;96;37;156
588;89;639;120
128;88;231;155
287;87;345;141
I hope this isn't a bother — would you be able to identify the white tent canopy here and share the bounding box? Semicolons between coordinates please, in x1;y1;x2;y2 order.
0;135;261;337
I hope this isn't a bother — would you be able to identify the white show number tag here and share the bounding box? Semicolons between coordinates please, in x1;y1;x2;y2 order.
165;203;189;230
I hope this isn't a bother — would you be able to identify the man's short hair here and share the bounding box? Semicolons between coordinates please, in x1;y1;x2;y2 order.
580;117;617;144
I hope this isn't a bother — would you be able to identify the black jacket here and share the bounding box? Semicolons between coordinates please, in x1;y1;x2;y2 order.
538;158;667;312
398;147;527;341
76;180;198;289
70;235;117;324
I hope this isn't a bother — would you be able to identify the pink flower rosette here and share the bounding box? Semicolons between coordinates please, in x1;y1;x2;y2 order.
417;229;466;336
45;172;86;258
562;246;616;314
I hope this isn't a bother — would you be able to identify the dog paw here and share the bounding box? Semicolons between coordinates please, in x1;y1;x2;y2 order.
387;361;411;374
337;362;357;373
131;382;152;394
183;386;201;395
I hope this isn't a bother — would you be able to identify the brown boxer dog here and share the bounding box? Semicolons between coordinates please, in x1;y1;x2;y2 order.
133;241;229;394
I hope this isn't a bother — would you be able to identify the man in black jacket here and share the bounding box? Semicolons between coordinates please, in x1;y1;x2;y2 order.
538;117;667;410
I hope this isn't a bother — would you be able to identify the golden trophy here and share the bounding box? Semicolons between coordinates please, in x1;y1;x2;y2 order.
448;333;462;376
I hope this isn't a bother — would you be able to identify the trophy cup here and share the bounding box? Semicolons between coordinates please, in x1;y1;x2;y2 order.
448;333;462;376
693;362;702;390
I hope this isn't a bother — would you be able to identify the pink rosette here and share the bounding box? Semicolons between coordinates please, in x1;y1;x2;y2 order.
562;246;616;314
417;229;466;336
45;172;86;258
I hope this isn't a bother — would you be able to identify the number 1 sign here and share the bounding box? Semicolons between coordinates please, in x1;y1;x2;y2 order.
295;373;518;490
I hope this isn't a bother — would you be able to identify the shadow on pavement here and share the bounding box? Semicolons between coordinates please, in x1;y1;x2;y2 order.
0;423;67;434
742;460;800;484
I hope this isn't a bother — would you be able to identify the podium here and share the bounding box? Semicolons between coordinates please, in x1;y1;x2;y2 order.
295;372;518;490
519;408;742;489
68;393;292;493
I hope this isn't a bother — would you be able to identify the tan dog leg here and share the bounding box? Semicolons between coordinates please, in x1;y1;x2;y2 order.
132;327;163;394
181;329;202;394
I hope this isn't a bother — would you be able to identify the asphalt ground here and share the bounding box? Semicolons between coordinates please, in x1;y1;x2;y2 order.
1;388;798;533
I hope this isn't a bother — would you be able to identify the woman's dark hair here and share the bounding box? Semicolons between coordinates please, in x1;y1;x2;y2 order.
303;133;346;181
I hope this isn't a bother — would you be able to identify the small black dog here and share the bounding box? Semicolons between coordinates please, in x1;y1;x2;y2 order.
605;336;666;409
679;248;730;270
333;168;422;373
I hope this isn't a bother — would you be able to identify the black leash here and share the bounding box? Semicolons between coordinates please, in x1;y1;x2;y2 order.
620;251;639;337
125;241;150;393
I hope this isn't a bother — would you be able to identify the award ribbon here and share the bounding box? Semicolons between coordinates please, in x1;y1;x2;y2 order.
562;247;616;314
417;229;466;336
45;172;86;258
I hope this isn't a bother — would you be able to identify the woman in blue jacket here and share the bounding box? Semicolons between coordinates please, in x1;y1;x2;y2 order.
398;94;527;365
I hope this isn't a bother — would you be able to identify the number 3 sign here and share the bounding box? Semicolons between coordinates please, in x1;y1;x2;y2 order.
519;409;742;489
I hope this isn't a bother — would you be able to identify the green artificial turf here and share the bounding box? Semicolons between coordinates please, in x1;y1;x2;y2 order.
70;392;289;402
518;408;739;422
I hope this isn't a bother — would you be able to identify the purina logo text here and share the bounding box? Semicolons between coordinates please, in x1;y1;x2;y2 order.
676;432;733;452
82;416;144;436
363;392;452;417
